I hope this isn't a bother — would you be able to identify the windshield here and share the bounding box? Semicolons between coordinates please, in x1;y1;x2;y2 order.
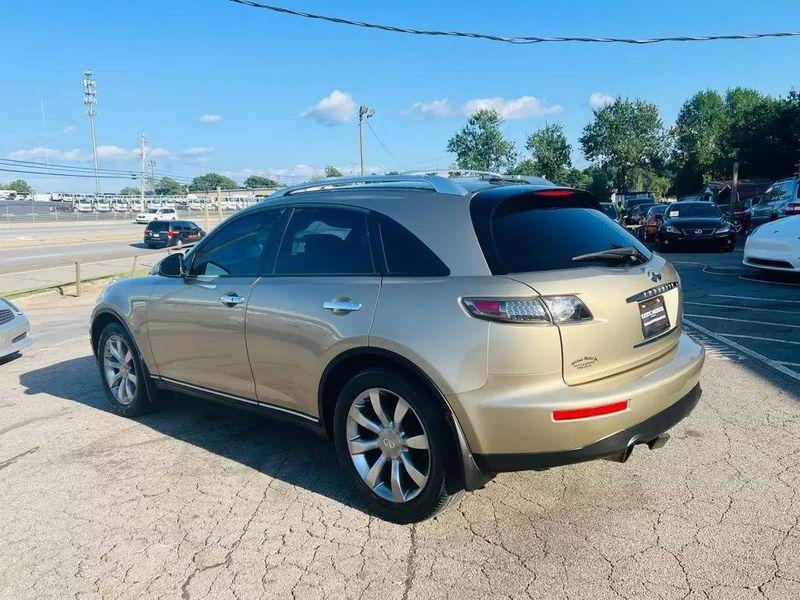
648;205;667;216
145;208;157;213
488;207;651;273
665;203;721;219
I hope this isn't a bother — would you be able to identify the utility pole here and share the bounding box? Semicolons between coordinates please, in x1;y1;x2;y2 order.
149;160;156;194
358;105;374;176
82;70;100;195
730;161;739;224
139;131;147;205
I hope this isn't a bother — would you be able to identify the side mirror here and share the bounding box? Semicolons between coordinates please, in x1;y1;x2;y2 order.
158;252;184;277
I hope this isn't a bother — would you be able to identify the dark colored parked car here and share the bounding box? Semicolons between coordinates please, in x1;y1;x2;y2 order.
655;202;735;252
144;220;205;248
743;177;800;234
599;202;619;221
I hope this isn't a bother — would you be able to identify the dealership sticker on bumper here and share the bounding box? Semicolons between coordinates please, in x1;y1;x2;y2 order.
639;296;670;338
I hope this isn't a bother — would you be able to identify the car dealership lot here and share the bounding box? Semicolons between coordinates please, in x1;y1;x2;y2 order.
0;251;799;599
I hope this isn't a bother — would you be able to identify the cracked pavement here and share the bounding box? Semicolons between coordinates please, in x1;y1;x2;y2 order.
0;289;799;599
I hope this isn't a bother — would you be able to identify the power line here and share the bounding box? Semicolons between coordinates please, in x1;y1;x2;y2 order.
228;0;800;45
0;158;193;183
365;121;405;171
0;167;137;179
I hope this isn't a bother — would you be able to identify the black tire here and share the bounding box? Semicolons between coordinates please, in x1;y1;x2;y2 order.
96;322;156;417
333;368;456;524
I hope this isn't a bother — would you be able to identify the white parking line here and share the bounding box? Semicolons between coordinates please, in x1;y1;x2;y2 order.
684;313;800;329
5;253;63;261
683;319;800;383
721;333;800;346
711;294;800;304
684;301;800;316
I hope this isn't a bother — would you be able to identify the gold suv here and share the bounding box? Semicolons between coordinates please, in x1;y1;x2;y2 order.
91;174;704;523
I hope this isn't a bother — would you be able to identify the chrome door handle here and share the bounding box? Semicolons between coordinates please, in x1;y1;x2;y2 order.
323;299;362;314
218;293;244;307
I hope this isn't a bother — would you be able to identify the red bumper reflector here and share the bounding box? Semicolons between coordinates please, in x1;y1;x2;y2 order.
553;400;628;421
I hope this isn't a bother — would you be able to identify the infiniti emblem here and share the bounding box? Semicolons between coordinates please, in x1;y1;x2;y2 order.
382;438;397;449
647;270;662;283
694;229;702;235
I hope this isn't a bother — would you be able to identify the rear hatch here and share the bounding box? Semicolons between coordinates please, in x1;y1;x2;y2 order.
471;187;682;386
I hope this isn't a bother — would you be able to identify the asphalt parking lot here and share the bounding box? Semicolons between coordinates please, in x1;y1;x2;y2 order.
1;248;799;600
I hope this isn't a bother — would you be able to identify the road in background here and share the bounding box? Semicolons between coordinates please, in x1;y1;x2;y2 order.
0;239;163;273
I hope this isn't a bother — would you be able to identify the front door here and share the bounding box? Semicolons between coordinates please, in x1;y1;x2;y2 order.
246;206;381;417
147;207;288;399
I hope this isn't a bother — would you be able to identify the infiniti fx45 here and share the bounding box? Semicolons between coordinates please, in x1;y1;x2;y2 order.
91;175;704;523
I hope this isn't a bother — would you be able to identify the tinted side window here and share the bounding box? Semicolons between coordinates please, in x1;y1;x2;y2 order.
189;209;286;277
275;207;374;276
377;215;449;276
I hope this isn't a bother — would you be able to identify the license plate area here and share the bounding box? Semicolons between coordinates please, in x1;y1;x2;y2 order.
639;295;670;339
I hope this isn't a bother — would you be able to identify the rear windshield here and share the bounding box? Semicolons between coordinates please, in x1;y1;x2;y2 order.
147;221;170;232
665;203;720;218
489;207;651;273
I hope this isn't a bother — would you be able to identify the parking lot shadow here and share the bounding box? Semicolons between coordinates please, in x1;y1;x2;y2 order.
19;355;366;514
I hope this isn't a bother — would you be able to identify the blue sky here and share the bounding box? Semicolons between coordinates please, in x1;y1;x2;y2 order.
4;0;799;192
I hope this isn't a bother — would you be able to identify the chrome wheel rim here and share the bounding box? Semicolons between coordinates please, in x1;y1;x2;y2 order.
103;335;137;406
346;388;431;503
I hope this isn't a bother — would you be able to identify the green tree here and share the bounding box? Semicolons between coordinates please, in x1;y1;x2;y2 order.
7;179;32;195
446;109;517;172
154;177;186;196
188;172;238;192
580;98;666;191
243;175;279;188
671;90;727;195
522;123;572;182
119;186;140;195
324;166;342;178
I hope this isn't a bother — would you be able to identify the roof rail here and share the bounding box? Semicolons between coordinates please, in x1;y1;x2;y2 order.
401;168;504;179
401;169;553;186
269;175;468;198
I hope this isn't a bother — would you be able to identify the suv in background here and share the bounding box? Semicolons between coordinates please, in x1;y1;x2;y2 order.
91;174;704;523
135;206;177;224
746;177;800;232
144;220;205;248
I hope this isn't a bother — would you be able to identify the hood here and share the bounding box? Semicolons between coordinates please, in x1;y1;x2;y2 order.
752;215;800;238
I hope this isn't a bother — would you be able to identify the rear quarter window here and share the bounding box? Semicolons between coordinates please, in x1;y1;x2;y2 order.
376;215;450;277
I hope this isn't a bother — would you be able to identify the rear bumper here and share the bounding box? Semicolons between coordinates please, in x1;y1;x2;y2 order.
448;332;704;460
474;383;700;472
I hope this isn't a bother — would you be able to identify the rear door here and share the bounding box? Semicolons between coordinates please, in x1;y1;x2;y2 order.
246;205;381;417
480;198;681;386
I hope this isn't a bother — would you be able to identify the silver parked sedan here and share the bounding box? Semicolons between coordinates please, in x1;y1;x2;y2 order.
0;298;31;359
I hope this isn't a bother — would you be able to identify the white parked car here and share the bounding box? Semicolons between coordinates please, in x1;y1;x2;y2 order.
95;200;111;212
75;200;94;213
743;215;800;272
0;298;31;360
188;200;205;211
135;207;177;224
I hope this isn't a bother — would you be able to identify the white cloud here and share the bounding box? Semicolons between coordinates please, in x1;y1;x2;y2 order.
589;93;614;110
405;95;563;120
58;125;75;135
199;114;222;123
148;147;173;159
178;146;213;158
405;99;456;120
301;90;356;125
7;147;84;161
462;96;563;120
95;145;131;160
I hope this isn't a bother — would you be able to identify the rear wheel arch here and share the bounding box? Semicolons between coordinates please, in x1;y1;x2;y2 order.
318;347;492;492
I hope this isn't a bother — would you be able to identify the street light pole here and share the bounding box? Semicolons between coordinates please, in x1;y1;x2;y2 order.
139;131;146;205
82;70;100;195
358;105;374;176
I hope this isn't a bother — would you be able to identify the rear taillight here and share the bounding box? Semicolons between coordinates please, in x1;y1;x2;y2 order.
462;296;592;324
167;230;175;237
785;203;800;215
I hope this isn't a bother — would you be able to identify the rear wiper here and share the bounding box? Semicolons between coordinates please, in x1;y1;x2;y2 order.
571;246;645;264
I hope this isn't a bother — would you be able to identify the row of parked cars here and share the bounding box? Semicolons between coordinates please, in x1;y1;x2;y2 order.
600;175;800;272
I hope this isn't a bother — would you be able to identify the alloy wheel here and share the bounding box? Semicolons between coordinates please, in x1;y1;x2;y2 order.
346;388;431;503
103;335;138;406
